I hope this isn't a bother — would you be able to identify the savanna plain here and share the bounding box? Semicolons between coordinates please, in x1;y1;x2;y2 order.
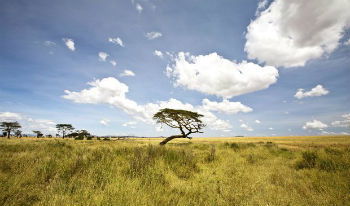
1;135;350;206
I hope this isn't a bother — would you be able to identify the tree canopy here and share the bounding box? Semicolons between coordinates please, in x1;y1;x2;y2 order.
0;122;21;139
56;124;74;139
153;108;205;145
33;130;43;138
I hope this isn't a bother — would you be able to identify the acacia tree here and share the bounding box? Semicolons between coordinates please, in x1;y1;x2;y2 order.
0;122;21;139
56;124;74;139
68;129;91;139
33;130;43;138
153;108;206;145
15;130;22;138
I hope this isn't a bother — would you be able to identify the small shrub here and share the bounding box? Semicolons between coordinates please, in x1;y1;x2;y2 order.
226;142;240;150
103;137;110;141
86;136;93;140
295;151;318;169
319;158;337;171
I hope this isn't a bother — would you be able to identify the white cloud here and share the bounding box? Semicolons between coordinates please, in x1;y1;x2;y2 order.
0;112;23;120
245;0;350;67
145;32;162;40
331;113;350;128
63;77;250;132
108;37;124;47
345;38;350;46
0;112;56;134
202;99;252;114
240;123;253;131
100;119;110;126
44;41;56;47
166;52;278;98
136;3;143;13
294;85;329;99
255;0;268;16
122;121;137;127
98;52;109;62
110;60;117;67
120;70;135;77
63;77;144;121
268;127;274;130
154;50;163;58
255;120;261;124
303;120;328;130
62;38;75;51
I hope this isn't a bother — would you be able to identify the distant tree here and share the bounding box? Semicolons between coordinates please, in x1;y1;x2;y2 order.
47;134;52;138
15;130;22;138
56;124;74;139
0;122;21;139
69;129;91;140
33;130;43;138
153;108;206;145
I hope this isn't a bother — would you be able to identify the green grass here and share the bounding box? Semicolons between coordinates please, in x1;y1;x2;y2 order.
0;137;350;205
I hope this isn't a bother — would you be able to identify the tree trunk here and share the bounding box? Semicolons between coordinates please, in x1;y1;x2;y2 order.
159;135;184;145
7;131;10;139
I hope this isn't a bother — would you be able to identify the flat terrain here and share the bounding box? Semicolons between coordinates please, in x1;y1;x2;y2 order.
1;135;349;205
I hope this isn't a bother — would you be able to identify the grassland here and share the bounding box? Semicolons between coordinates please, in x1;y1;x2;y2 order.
0;135;349;205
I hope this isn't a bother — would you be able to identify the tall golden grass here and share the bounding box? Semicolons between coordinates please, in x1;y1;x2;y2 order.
0;136;349;205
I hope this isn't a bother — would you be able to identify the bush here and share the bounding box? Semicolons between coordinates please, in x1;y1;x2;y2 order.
295;151;318;169
74;136;84;140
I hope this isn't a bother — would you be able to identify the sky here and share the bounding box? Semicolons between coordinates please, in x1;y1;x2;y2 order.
0;0;349;137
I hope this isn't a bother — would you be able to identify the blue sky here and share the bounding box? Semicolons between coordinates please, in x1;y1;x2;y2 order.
0;0;349;137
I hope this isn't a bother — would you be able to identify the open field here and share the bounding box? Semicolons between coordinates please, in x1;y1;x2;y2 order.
1;135;350;205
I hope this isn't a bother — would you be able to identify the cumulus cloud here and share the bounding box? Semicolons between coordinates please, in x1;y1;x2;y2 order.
255;0;269;16
0;112;56;134
294;85;329;99
100;119;110;126
62;38;75;51
303;120;328;130
120;70;135;77
145;32;162;40
98;52;109;62
110;60;117;67
202;99;252;114
255;120;261;124
154;50;163;58
245;0;350;67
63;77;251;132
240;123;253;131
331;113;350;128
136;3;143;13
166;52;278;98
108;37;124;47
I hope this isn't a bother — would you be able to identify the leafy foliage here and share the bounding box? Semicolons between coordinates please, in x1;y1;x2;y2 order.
0;121;21;138
153;108;205;145
56;124;74;138
33;130;43;138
